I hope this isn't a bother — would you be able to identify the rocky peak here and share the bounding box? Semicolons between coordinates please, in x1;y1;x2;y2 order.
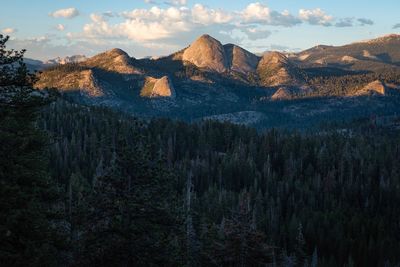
182;34;228;73
104;48;130;57
84;48;141;74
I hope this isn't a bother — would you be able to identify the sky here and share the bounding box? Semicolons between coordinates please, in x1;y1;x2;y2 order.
1;0;400;60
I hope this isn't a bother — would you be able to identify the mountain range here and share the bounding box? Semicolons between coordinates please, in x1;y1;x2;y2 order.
35;34;400;128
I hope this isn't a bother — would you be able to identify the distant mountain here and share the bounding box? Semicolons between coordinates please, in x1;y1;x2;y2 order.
35;34;400;128
24;55;88;71
45;55;87;66
293;34;400;71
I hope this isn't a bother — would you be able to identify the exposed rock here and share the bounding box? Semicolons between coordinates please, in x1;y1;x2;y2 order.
182;34;228;73
257;52;304;87
36;69;104;97
341;55;358;62
83;48;142;74
353;80;386;96
271;87;293;100
271;85;313;100
298;54;310;61
224;44;259;74
141;76;175;98
314;58;326;65
362;50;378;60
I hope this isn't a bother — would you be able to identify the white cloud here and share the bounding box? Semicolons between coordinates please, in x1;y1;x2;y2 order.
21;2;374;60
241;2;270;22
81;5;232;42
90;14;107;24
49;8;79;19
241;3;301;27
299;8;333;26
393;23;400;29
191;4;232;25
2;28;17;34
56;24;65;31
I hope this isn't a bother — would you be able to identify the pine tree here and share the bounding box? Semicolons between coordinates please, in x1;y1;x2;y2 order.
0;34;61;266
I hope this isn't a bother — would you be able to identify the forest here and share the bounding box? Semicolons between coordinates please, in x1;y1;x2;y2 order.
1;35;400;267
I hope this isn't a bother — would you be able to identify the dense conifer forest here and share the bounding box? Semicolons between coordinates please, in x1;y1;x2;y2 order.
2;35;400;267
34;100;400;266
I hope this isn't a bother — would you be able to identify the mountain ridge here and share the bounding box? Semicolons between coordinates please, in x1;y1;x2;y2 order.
35;33;400;127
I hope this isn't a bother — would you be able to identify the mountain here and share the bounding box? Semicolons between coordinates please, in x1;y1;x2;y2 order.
182;34;228;73
24;55;88;71
82;48;142;75
35;34;400;128
45;55;87;65
293;34;400;71
181;34;260;75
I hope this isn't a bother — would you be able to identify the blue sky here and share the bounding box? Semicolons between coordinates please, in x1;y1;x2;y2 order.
1;0;399;60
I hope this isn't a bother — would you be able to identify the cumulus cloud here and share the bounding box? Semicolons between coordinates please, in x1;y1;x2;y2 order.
56;24;65;31
77;3;374;44
2;28;17;34
82;5;233;42
32;2;375;60
241;3;301;27
191;4;232;25
299;8;333;26
49;8;79;19
393;23;400;29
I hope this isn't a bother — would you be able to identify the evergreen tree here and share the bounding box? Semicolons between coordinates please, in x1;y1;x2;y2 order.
0;34;61;266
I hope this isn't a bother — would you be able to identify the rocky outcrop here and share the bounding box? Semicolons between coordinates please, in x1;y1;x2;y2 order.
257;52;304;87
224;44;259;74
353;80;386;96
141;76;175;98
271;87;293;100
35;69;104;97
